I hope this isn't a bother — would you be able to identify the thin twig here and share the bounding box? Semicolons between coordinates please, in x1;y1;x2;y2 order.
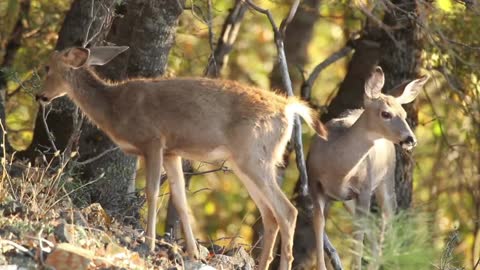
183;165;231;176
41;106;58;155
74;146;120;166
83;0;96;47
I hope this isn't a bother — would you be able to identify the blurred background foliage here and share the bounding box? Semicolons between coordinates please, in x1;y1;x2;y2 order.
1;0;479;268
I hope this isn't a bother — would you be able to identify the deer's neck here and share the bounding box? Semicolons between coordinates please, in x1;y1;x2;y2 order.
335;112;376;175
66;68;113;129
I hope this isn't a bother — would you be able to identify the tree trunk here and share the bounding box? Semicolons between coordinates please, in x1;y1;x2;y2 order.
291;1;422;268
0;0;31;154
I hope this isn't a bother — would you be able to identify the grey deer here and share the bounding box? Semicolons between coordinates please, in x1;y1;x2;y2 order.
306;67;428;270
35;46;327;270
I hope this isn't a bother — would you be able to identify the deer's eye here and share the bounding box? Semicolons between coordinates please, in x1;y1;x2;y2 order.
381;111;392;120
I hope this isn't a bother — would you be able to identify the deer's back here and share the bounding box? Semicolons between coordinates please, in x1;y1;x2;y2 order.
106;77;291;158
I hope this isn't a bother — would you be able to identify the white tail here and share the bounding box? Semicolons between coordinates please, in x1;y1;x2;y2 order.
37;46;327;270
306;66;428;270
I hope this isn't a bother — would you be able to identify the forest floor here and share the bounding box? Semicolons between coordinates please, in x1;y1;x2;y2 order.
0;159;255;270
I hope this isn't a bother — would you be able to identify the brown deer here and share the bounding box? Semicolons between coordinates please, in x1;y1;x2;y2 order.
36;46;327;270
306;67;428;270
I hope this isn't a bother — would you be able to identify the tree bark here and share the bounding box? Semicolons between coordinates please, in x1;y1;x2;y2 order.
291;1;422;268
0;0;31;154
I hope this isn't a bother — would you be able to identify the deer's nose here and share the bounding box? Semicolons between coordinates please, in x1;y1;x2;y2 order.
400;135;417;150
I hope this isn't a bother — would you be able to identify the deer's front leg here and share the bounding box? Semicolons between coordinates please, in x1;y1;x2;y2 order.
352;158;374;270
163;155;199;259
352;187;371;270
145;147;163;251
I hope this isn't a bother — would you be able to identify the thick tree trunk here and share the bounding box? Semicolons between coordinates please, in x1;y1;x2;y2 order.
0;0;31;154
291;1;422;268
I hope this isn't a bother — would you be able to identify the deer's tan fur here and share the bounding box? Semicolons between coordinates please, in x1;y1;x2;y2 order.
37;46;327;270
306;67;428;270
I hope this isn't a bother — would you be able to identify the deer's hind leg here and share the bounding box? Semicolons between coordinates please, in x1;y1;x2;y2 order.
231;157;297;270
230;162;279;270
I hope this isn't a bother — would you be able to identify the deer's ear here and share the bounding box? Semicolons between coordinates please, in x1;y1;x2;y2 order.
87;46;129;66
61;47;90;68
395;75;429;104
364;66;384;99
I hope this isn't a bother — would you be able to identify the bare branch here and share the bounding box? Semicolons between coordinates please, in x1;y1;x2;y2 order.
301;45;354;101
205;0;247;77
324;233;343;270
83;1;116;47
279;0;300;37
244;0;309;197
356;2;403;50
205;0;216;74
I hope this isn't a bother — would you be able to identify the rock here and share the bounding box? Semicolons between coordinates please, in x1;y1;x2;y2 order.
45;243;94;270
53;223;88;244
233;247;255;269
198;245;210;260
209;254;235;269
80;203;111;228
183;260;216;270
208;247;255;270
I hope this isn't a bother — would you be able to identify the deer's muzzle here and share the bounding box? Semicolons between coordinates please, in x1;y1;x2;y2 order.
400;135;417;150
